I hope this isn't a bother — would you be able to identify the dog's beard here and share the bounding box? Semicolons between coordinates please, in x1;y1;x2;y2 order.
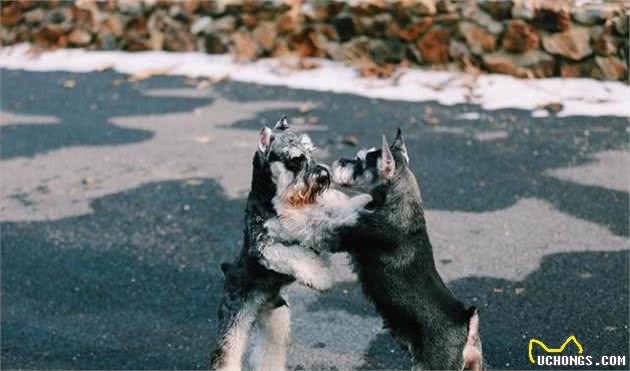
282;178;329;208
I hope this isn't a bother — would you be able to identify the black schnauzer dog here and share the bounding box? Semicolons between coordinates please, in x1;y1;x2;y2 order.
210;117;371;371
331;129;483;370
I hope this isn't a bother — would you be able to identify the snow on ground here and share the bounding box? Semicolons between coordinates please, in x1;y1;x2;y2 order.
1;43;629;117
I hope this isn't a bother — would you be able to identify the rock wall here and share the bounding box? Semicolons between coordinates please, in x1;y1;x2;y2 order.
1;0;628;81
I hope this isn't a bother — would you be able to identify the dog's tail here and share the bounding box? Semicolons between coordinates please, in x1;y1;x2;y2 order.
462;306;483;371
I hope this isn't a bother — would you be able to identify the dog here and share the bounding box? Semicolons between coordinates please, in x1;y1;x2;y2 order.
331;129;483;370
210;116;372;371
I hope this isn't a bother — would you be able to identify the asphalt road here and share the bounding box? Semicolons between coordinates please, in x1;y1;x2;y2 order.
1;69;628;370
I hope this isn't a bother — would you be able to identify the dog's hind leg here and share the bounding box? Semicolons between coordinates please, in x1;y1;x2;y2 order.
210;292;267;371
248;297;291;371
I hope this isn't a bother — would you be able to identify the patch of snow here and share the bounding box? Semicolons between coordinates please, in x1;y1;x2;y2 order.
2;44;629;117
456;112;481;120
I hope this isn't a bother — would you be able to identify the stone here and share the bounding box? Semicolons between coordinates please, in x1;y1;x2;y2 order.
24;8;45;24
408;0;437;16
333;13;357;42
317;23;338;40
542;27;592;61
479;0;514;20
253;21;276;52
406;44;424;64
276;13;296;34
594;56;627;80
398;18;433;42
436;0;456;14
591;26;617;56
483;50;555;78
417;26;450;63
231;31;258;61
560;60;594;78
288;29;324;58
532;0;570;32
205;33;227;54
463;2;503;34
448;39;469;60
613;11;629;35
459;22;496;55
502;19;539;53
369;39;405;64
68;29;92;46
213;15;236;32
99;31;117;50
512;0;536;20
572;3;620;25
190;16;211;34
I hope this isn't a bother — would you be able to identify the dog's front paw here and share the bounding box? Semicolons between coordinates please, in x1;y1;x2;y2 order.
295;264;332;291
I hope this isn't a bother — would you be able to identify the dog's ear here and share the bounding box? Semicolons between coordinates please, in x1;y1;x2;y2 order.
257;127;272;153
380;134;396;179
392;127;409;165
274;115;289;130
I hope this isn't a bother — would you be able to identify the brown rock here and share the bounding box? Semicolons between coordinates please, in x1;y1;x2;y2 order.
462;3;503;34
483;50;555;78
459;22;496;55
241;13;258;29
594;56;627;80
417;26;450;63
289;29;324;58
253;21;276;52
318;24;338;40
502;20;539;52
232;31;258;61
542;27;592;61
398;18;433;42
276;13;296;34
592;26;617;56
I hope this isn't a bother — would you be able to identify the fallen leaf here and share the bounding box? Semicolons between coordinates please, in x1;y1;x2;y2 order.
127;67;173;82
514;287;525;295
63;79;76;88
343;135;359;146
307;116;319;125
299;102;313;113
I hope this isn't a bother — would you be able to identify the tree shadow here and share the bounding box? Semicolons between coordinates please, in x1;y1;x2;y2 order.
0;70;211;159
1;178;245;369
307;250;629;370
222;87;629;236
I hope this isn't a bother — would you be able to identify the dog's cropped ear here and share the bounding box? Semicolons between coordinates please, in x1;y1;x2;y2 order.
274;115;289;130
380;134;396;179
392;127;409;165
257;127;272;153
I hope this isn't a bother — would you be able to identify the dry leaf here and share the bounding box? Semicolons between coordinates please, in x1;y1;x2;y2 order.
63;79;76;88
127;67;173;82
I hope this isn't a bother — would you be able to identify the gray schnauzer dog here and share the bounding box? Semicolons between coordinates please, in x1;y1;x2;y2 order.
210;117;371;371
331;129;483;370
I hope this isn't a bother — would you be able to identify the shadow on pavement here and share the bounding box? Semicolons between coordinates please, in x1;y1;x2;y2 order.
1;179;244;369
0;70;210;159
309;250;629;370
